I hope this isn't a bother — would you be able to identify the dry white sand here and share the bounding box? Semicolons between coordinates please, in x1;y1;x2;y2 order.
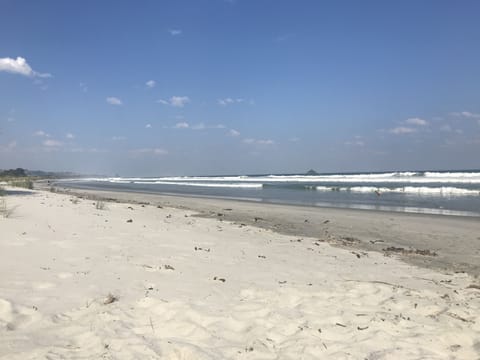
1;188;479;359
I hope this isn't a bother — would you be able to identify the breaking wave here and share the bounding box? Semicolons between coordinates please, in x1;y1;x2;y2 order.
316;186;480;196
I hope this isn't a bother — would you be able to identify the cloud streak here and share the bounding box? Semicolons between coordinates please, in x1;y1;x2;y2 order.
43;139;63;147
345;140;365;146
451;111;480;119
243;138;275;145
229;129;240;137
405;117;429;126
388;126;417;135
157;96;190;108
130;148;168;156
106;97;123;105
175;122;189;129
33;130;50;137
217;98;245;106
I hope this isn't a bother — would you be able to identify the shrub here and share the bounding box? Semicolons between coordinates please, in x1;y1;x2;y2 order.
9;178;34;190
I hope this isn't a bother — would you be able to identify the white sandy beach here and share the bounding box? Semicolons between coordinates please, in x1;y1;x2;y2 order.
1;188;479;359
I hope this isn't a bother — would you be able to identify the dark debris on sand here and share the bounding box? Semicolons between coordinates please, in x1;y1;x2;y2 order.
383;246;437;257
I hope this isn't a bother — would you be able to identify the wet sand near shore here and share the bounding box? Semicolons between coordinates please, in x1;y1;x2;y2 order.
48;183;480;277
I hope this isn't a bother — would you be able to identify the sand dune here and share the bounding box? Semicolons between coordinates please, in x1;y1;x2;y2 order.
0;189;479;359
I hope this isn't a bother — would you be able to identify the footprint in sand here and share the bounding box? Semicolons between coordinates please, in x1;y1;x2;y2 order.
57;272;73;279
0;298;41;330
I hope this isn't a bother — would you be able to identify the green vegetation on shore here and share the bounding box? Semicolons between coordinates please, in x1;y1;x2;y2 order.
0;168;34;190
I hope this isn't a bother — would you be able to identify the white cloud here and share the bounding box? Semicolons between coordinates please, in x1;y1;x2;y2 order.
450;111;480;119
131;148;168;156
175;122;189;129
157;96;190;108
66;133;75;139
218;97;245;106
0;56;52;78
33;130;49;137
388;127;417;135
112;136;126;141
345;140;365;146
145;123;152;128
69;147;107;153
405;117;429;126
168;29;182;36
459;111;480;119
188;123;226;130
440;125;452;132
170;96;190;108
243;138;274;145
289;137;300;142
79;82;88;93
106;97;122;105
146;80;156;88
229;129;240;137
43;139;63;147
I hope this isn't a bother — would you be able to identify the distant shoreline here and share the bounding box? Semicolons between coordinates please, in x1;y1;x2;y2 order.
49;172;480;218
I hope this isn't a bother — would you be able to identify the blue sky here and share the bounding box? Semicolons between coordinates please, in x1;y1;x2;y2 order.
1;0;480;176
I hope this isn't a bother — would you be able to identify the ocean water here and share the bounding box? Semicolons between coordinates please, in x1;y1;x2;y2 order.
59;170;480;217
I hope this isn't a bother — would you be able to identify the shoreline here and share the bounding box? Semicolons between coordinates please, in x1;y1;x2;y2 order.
45;182;480;277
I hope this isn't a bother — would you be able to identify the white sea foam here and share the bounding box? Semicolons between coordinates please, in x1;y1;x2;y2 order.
132;181;263;189
349;186;392;193
308;172;480;184
72;171;480;185
316;185;479;196
398;186;479;195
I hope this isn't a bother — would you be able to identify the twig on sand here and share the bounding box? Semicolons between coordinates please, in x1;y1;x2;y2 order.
446;312;473;323
345;279;409;290
150;317;155;334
